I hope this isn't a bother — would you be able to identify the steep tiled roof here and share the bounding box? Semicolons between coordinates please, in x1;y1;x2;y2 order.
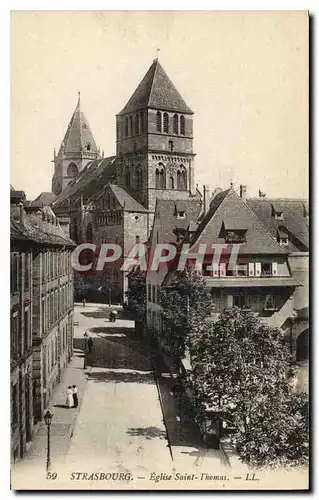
30;192;57;207
109;185;146;212
152;198;202;243
191;189;287;255
58;94;99;156
53;156;117;207
119;59;193;115
10;207;75;247
247;199;309;251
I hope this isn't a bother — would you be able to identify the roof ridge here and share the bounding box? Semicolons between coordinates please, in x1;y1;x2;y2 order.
147;58;159;107
77;92;83;151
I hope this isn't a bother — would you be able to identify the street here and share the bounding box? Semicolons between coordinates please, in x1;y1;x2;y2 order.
65;303;170;474
65;303;226;476
12;303;227;489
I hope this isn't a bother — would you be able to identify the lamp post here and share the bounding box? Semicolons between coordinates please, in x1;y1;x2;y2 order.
83;332;88;369
44;410;53;472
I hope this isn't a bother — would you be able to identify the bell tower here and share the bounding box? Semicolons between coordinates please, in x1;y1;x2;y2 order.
115;59;196;212
52;93;101;195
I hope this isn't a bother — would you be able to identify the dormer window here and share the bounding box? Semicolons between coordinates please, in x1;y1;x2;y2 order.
279;237;288;246
221;221;247;244
225;230;246;243
277;228;288;246
86;143;91;151
271;203;284;220
275;211;284;220
177;211;185;219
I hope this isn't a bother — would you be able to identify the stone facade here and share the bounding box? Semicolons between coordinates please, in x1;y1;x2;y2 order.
10;190;75;464
10;230;33;463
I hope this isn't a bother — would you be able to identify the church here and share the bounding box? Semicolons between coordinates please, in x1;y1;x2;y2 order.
49;59;202;302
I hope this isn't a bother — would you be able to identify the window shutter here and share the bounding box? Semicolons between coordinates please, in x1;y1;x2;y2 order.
272;262;278;276
255;262;261;277
219;263;226;276
226;295;233;309
212;263;219;277
249;262;255;277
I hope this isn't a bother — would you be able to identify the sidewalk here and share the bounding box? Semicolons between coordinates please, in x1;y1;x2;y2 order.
16;348;90;471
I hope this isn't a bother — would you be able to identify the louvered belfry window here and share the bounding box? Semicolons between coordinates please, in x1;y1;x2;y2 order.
173;114;178;134
156;111;162;132
163;113;169;133
180;115;185;135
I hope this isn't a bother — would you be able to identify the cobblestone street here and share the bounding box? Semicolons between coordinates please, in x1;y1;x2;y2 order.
12;303;227;489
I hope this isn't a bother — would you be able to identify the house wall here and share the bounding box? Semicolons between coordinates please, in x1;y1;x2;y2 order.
10;245;34;462
288;252;309;311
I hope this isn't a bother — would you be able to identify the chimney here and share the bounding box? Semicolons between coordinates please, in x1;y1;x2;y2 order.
203;185;212;214
240;185;247;202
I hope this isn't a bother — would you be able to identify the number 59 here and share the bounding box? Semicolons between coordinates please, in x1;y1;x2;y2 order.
46;472;57;480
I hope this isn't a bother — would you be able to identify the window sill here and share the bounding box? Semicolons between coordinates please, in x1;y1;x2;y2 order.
263;307;278;312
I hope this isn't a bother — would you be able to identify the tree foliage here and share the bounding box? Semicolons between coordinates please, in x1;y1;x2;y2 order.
125;271;146;322
188;308;308;468
159;266;214;357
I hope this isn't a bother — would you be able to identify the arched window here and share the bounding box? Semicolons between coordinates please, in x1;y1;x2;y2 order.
86;223;93;243
155;168;160;189
163;113;169;133
156;111;162;132
125;169;131;187
124;117;128;137
177;167;187;190
136;165;143;190
173;114;179;134
67;162;78;177
129;116;133;136
156;163;166;189
169;176;174;189
180;115;185;135
140;112;144;133
86;142;91;151
135;114;140;135
160;170;165;189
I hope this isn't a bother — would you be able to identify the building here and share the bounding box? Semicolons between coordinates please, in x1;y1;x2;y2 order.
146;185;309;363
11;190;75;463
48;58;201;302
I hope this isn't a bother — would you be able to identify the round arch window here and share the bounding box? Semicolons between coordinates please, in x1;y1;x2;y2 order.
67;162;78;177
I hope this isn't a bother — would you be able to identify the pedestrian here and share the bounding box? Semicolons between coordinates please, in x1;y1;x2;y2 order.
66;386;74;408
82;298;86;308
72;385;78;408
87;337;93;354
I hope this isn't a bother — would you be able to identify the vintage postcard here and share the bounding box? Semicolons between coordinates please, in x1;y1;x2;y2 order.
10;10;309;490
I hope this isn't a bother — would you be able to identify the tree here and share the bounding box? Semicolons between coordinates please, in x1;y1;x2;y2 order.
125;270;146;323
159;266;214;357
189;308;308;468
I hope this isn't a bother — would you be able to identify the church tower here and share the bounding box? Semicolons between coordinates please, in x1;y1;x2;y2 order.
52;93;101;195
115;59;196;212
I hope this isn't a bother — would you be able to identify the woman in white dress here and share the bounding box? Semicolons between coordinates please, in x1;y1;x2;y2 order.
66;386;74;408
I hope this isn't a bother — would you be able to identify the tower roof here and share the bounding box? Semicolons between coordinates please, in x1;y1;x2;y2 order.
58;93;99;156
118;59;193;115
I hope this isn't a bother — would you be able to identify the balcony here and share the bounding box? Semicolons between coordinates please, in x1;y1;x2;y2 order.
204;276;301;288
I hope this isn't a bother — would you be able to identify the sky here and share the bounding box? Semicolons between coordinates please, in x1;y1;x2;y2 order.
11;10;308;200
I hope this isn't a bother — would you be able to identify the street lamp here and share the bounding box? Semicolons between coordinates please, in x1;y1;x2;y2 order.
44;410;53;472
83;332;88;369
